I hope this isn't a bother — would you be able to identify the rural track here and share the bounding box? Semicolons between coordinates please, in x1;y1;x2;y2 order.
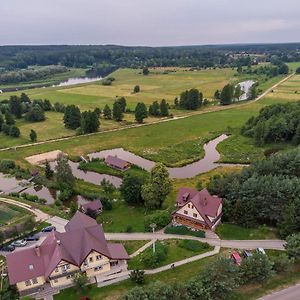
0;73;294;154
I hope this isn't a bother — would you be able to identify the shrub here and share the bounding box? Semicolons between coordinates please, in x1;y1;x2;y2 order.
9;126;20;137
101;197;113;210
0;159;15;172
164;225;205;237
102;78;112;86
272;254;294;273
141;242;168;268
144;210;171;232
58;188;73;202
178;240;210;252
130;269;145;284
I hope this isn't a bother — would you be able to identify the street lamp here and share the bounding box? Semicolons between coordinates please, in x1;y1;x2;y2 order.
150;223;157;254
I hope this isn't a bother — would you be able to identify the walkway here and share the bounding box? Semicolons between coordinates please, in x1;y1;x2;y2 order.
258;283;300;300
0;73;294;154
105;232;285;250
0;197;49;222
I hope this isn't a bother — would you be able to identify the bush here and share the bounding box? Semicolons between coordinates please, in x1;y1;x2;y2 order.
164;225;205;237
0;159;15;172
130;269;145;284
9;126;20;137
58;188;73;202
20;193;47;204
141;242;168;268
272;254;294;273
178;240;210;252
101;197;113;210
102;78;113;86
144;210;171;232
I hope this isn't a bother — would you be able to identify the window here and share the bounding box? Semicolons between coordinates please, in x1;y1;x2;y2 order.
96;255;102;261
32;278;38;284
184;210;188;215
28;264;34;270
55;268;59;273
94;266;102;272
193;213;197;218
25;280;31;286
54;279;58;283
89;257;93;263
110;261;119;267
188;204;190;208
66;275;73;279
61;264;70;273
83;260;88;266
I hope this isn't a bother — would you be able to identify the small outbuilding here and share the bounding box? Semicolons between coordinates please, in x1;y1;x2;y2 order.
80;199;103;216
105;155;130;170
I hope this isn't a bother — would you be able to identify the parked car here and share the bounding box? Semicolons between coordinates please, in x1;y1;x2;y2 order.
231;252;242;266
1;245;15;252
256;247;266;255
26;235;40;241
41;226;56;233
243;250;253;258
11;239;27;247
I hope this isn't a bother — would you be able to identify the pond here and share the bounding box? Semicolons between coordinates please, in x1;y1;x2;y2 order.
237;80;256;101
53;76;102;87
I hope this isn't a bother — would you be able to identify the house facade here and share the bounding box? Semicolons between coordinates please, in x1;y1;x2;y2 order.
7;212;129;296
172;187;223;231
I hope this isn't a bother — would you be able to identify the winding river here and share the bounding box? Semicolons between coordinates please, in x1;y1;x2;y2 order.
0;134;242;202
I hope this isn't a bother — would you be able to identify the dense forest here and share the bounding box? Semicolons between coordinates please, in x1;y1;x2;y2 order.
0;43;299;75
241;102;300;145
208;148;300;238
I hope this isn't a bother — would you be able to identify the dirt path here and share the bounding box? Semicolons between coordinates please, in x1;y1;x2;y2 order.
0;73;294;154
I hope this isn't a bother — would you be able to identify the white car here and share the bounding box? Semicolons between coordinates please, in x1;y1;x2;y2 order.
256;247;266;255
11;239;27;247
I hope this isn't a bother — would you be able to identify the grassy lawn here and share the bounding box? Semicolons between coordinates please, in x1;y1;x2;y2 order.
109;240;150;255
128;239;213;270
0;202;30;225
97;201;147;233
216;223;278;240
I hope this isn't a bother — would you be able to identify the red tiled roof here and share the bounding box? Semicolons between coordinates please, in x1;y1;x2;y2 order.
7;212;128;285
81;200;102;211
105;155;129;169
176;187;199;207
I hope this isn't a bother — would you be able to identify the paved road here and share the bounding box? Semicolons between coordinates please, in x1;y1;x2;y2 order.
258;284;300;300
105;232;285;250
0;73;294;154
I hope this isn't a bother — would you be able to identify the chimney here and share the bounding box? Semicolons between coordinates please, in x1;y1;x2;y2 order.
35;246;40;257
57;240;61;245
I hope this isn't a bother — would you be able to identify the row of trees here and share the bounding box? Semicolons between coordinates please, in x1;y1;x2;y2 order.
63;105;100;133
149;99;169;117
241;101;300;145
176;88;203;110
208;148;300;237
241;62;289;78
126;249;295;300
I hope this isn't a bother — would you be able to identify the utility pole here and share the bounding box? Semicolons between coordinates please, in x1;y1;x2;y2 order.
150;223;157;254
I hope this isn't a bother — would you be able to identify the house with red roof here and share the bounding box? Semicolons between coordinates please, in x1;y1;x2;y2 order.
6;211;129;296
105;155;130;170
172;187;223;231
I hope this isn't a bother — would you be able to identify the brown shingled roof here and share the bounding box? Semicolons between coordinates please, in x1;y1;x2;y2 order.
105;155;129;169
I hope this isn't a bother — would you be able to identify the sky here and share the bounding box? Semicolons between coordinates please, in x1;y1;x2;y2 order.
1;0;299;46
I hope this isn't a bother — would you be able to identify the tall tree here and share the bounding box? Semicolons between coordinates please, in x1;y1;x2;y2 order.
120;173;146;204
9;96;22;118
141;163;171;209
135;102;148;123
29;129;37;142
220;84;234;105
103;104;112;119
55;154;75;188
113;101;124;121
20;93;30;103
45;160;54;179
133;85;140;93
9;126;20;137
5;111;15;125
160;99;169;116
285;233;300;261
149;101;160;116
81;110;100;133
63;105;81;129
25;105;45;122
142;67;149;75
116;97;127;113
0;113;3;131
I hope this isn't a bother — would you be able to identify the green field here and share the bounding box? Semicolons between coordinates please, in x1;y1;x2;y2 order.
0;203;30;225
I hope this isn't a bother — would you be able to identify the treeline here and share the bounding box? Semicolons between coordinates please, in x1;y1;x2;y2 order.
0;44;268;71
240;62;289;78
241;102;300;145
208;148;300;238
0;65;68;84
